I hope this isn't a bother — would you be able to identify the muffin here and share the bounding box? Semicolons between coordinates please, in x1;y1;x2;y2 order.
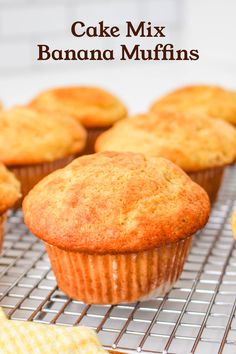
29;86;128;154
23;152;210;304
150;85;236;125
0;106;86;201
95;112;236;203
0;163;21;252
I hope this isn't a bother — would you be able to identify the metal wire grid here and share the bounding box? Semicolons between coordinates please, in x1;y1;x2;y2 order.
0;166;236;354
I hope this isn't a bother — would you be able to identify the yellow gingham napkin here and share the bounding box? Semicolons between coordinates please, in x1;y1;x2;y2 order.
0;308;108;354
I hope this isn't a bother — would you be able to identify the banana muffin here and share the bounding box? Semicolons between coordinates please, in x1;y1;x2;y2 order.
29;86;128;154
95;112;236;203
0;106;86;201
150;85;236;125
23;152;210;304
0;163;21;252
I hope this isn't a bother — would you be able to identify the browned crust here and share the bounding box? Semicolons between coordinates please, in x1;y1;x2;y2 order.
0;106;87;165
23;152;210;254
29;86;128;128
150;85;236;125
0;163;21;213
95;111;236;172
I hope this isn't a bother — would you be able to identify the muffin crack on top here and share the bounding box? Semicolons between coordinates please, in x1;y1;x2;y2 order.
23;152;210;254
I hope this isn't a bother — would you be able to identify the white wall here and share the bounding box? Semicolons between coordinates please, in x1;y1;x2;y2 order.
0;0;235;113
181;0;236;68
0;0;179;75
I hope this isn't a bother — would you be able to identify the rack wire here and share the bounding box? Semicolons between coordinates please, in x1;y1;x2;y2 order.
0;166;236;354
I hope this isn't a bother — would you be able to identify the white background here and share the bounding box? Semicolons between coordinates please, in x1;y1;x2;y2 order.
0;0;235;114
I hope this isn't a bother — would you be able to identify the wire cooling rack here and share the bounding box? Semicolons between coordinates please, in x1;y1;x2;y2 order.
0;166;236;354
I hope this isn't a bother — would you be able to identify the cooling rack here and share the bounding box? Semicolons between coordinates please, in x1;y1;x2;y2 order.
0;166;236;354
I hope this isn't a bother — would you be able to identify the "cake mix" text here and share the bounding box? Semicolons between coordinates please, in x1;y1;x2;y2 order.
71;21;166;38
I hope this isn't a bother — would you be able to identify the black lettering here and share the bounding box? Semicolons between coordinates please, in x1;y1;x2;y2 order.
52;49;63;60
153;26;165;37
103;49;114;60
140;49;152;60
110;27;120;37
90;49;103;60
77;49;89;60
37;44;50;60
176;49;189;60
162;44;175;60
98;21;110;37
87;26;98;37
153;44;163;60
126;21;145;37
120;44;140;60
64;49;77;60
190;49;199;60
71;21;85;37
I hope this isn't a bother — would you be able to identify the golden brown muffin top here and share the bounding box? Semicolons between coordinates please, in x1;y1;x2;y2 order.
23;152;210;254
232;212;236;240
0;163;21;213
95;112;236;172
29;86;128;128
0;106;87;166
150;85;236;125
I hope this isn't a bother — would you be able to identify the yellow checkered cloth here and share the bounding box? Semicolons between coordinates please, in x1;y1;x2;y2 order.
0;308;108;354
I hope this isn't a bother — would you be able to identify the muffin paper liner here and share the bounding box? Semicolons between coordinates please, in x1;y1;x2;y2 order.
0;213;7;254
188;166;224;203
82;127;111;155
9;156;74;205
45;235;192;304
